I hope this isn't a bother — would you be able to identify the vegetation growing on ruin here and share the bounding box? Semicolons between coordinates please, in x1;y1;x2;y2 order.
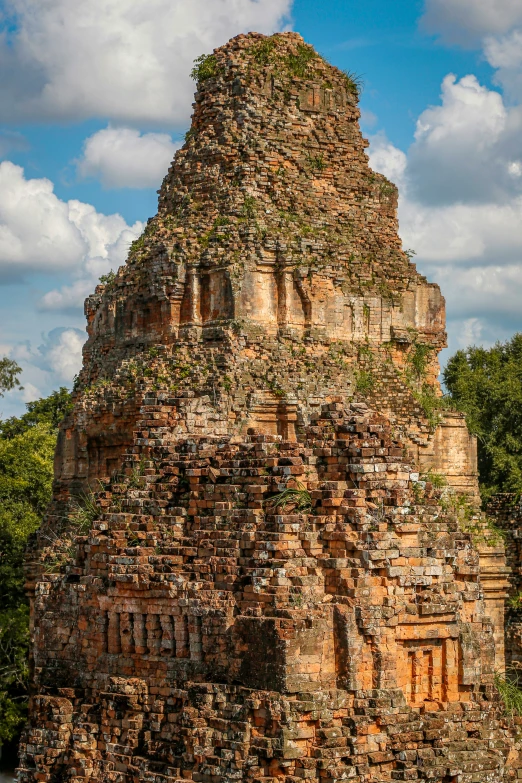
494;669;522;717
306;152;326;172
241;195;257;219
68;491;101;533
402;336;446;431
250;37;317;79
285;42;317;78
266;483;312;513
249;35;363;97
190;54;221;82
342;70;363;97
379;180;396;198
508;593;522;611
198;215;232;247
251;37;278;66
355;368;374;394
99;270;116;287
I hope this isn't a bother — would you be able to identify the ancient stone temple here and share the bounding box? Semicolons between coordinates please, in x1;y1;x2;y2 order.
19;32;522;783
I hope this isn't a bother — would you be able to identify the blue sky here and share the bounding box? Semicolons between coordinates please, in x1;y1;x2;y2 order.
1;0;522;417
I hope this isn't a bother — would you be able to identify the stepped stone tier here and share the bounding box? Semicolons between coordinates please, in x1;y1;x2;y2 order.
20;32;522;783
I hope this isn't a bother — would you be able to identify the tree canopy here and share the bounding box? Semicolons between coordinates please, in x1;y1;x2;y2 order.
0;358;22;398
0;382;70;754
443;333;522;502
0;387;72;439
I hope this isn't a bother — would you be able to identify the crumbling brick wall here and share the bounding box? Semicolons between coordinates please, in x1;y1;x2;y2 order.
20;32;517;783
50;31;475;496
20;402;522;781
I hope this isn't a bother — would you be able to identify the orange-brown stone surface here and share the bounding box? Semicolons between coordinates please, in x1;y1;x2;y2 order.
19;32;522;783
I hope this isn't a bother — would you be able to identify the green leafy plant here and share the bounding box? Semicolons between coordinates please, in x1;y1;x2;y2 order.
0;390;69;748
355;369;374;394
0;387;72;439
407;342;433;381
99;270;116;286
508;593;522;611
127;532;141;548
266;377;286;398
130;234;146;253
199;215;231;247
252;37;278;66
43;540;78;574
412;385;444;431
191;54;220;82
0;605;30;745
289;590;304;608
357;343;373;361
420;470;447;489
306;152;326;172
241;195;257;219
400;339;444;431
266;483;312;513
285;43;317;78
439;490;505;546
214;215;230;227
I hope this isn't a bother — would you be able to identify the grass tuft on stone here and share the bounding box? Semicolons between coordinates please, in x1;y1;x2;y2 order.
266;483;312;513
69;491;100;533
343;70;364;97
494;670;522;716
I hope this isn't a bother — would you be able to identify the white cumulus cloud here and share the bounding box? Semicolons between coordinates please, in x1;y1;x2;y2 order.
78;126;181;188
0;325;88;418
368;70;522;356
0;161;86;277
0;161;143;306
407;74;522;204
20;382;41;403
11;327;86;383
0;0;293;125
365;132;407;185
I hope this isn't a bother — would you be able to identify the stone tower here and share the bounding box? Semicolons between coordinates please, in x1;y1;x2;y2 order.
19;32;520;783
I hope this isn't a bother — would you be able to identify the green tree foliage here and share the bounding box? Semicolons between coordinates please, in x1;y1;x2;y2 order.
0;387;72;439
0;358;22;397
444;334;522;501
0;388;70;749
